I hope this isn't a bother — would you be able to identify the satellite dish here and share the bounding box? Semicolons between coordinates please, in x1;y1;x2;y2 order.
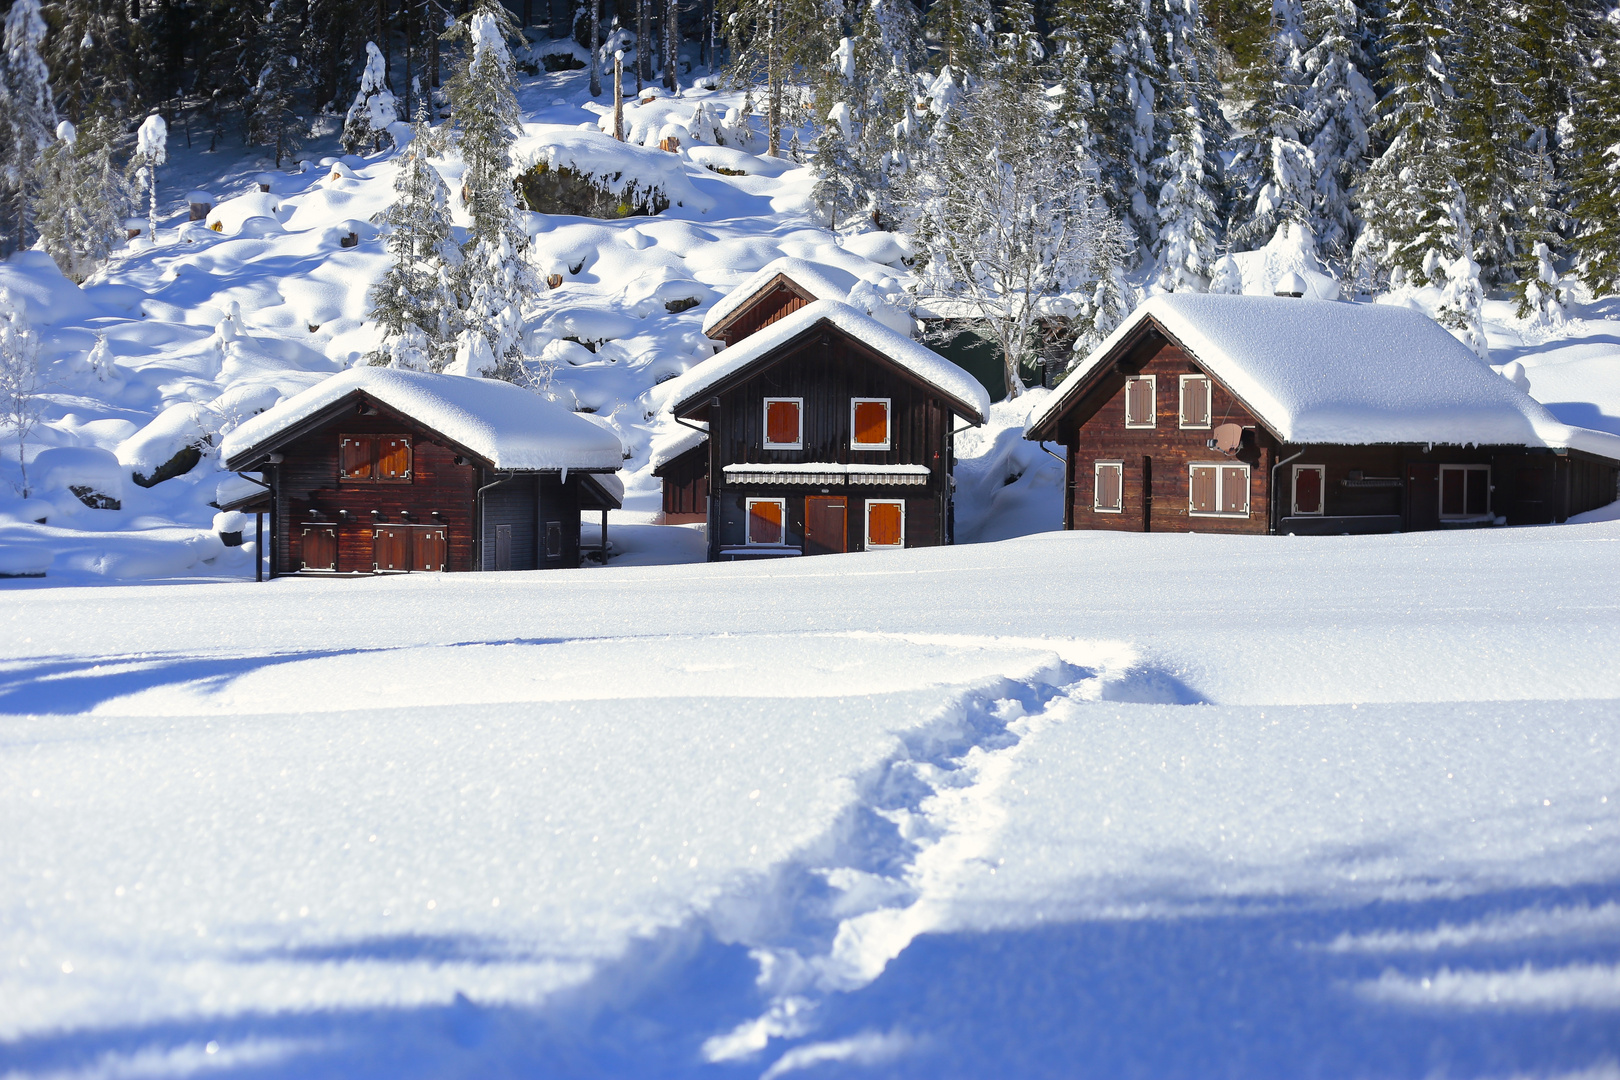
1212;423;1245;454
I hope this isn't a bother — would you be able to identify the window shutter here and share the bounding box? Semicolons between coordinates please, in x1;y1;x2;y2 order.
1182;378;1210;426
853;401;889;447
378;437;412;480
748;499;784;544
1096;463;1121;511
340;436;373;479
867;502;903;546
1190;466;1216;514
766;401;800;446
1220;466;1249;515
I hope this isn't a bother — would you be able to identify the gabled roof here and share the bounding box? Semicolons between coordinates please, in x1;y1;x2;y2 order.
701;257;861;337
672;299;992;424
222;367;625;472
1027;294;1620;459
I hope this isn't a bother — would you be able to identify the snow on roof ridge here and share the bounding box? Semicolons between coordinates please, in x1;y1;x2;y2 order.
674;299;991;423
700;257;862;335
222;366;624;472
1029;294;1620;457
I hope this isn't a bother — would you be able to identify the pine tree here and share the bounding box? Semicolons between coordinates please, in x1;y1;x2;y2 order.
1449;0;1531;284
1436;192;1489;358
1155;109;1224;290
1569;5;1620;295
1225;0;1314;253
1150;0;1228;287
251;0;310;167
344;42;401;153
1;0;58;252
133;112;167;239
445;5;536;381
1300;0;1376;265
44;0;143;124
368;110;460;369
1352;0;1458;288
32;119;130;282
721;0;832;156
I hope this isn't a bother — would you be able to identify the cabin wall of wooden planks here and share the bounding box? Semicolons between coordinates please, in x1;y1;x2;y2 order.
270;402;478;573
711;279;810;347
655;443;709;523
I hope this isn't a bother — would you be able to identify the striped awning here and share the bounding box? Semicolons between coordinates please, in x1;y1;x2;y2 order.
723;463;931;486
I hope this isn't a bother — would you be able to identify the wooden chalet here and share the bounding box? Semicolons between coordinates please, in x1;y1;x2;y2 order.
220;368;624;576
701;257;869;348
1025;294;1620;534
669;298;991;560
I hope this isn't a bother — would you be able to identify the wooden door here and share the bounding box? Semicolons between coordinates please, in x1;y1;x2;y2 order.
495;524;513;570
415;527;447;571
1292;466;1325;516
805;496;847;556
1405;463;1439;531
300;526;336;571
373;527;408;571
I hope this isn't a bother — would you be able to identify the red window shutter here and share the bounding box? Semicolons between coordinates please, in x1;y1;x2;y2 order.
749;500;784;544
1221;466;1249;515
1190;466;1216;514
1295;468;1322;514
378;437;412;480
340;436;373;480
853;401;888;446
868;502;902;546
766;401;800;445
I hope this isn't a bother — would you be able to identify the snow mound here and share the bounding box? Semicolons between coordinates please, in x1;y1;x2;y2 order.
29;446;126;500
1032;294;1620;456
673;299;991;423
221;367;624;472
513;127;715;215
206;192;286;236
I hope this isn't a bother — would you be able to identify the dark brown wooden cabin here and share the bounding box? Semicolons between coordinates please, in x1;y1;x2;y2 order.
672;299;989;560
1026;295;1620;535
222;369;624;576
651;431;709;525
705;272;818;348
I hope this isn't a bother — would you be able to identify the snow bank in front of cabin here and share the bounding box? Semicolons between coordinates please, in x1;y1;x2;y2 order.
1038;293;1620;456
221;367;624;471
671;299;992;422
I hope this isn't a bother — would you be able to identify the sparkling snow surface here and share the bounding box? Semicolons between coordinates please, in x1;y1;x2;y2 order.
5;524;1619;1078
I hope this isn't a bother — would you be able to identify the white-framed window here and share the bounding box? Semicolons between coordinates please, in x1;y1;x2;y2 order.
1124;376;1156;428
864;499;905;549
1292;465;1325;516
850;397;892;450
1093;461;1124;513
1188;462;1251;518
746;497;788;545
1179;375;1212;429
763;397;803;450
1439;464;1491;520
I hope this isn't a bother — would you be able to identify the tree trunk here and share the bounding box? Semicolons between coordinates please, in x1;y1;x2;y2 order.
766;5;779;156
663;0;676;90
589;0;601;96
636;0;648;92
431;0;440;90
613;51;624;138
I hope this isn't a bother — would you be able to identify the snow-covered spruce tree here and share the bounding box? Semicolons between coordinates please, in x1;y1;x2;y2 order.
721;0;827;156
1352;0;1458;289
1;0;57;252
1515;133;1570;320
343;42;401;154
0;290;44;497
133;113;167;239
1436;193;1489;359
1149;0;1227;286
32;119;130;282
1449;0;1532;285
43;0;142;125
368;110;461;370
1224;0;1314;254
905;74;1121;397
810;90;863;228
1569;6;1620;296
922;0;992;77
445;5;536;382
250;0;310;167
1300;0;1376;265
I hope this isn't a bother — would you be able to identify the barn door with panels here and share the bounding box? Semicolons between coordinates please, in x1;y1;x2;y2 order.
414;527;447;571
301;526;337;570
805;496;847;556
1292;465;1325;516
373;527;409;572
495;524;513;570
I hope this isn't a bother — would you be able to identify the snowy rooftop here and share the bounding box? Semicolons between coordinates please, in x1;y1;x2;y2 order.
700;257;863;336
222;367;625;471
674;300;991;423
1029;294;1620;457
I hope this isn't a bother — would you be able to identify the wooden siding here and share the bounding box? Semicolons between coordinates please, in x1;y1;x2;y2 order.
710;278;811;347
704;324;956;558
482;475;538;571
656;441;709;523
271;402;479;573
1065;338;1273;534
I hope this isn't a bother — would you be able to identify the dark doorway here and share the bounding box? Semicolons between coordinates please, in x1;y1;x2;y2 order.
1141;456;1153;533
495;524;513;571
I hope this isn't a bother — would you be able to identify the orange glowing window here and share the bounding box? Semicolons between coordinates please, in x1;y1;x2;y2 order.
865;500;904;548
851;398;890;449
763;398;802;448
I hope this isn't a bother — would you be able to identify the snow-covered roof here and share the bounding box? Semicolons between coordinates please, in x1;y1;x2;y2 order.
222;367;624;471
701;257;862;336
673;299;991;424
649;423;707;470
1028;294;1620;458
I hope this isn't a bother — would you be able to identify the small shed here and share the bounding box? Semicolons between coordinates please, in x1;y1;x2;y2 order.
1025;294;1620;534
221;368;624;575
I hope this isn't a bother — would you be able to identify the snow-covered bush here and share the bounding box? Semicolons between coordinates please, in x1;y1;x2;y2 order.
342;42;400;154
0;291;45;496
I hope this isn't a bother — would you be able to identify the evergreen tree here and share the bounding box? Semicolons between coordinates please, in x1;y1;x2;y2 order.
1155;108;1225;290
1300;0;1376;264
721;0;828;156
445;5;536;381
44;0;143;124
250;0;310;167
133;112;167;239
1569;5;1620;295
1225;0;1314;253
1;0;58;252
1450;0;1532;284
922;0;993;76
344;42;401;154
1352;0;1458;288
32;118;130;282
1150;0;1228;287
368;110;460;370
1436;192;1489;358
